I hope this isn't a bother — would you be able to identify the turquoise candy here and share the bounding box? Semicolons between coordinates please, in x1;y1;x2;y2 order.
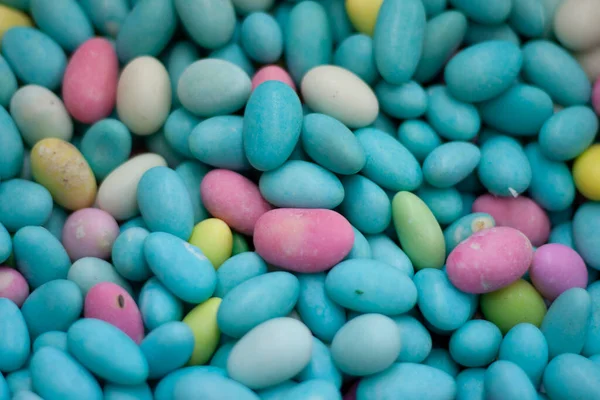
174;373;259;400
79;0;130;38
422;0;447;17
137;166;194;240
478;84;553;136
573;202;600;269
414;11;468;83
296;273;346;343
333;34;379;85
393;315;432;363
240;12;282;63
455;368;485;400
445;40;522;102
375;81;427;119
256;381;297;400
286;380;341;400
325;259;417;315
477;135;532;196
0;0;29;9
285;1;332;83
465;22;520;46
155;366;227;400
68;257;132;296
297;338;342;388
522;40;591;106
1;28;66;90
0;57;17;108
358;363;457;400
355;127;422;191
209;43;255;77
484;361;538;400
322;0;352;44
460;193;476;218
215;252;267;298
373;0;426;85
175;161;210;224
146;133;183;168
367;234;414;277
111;227;152;282
539;106;598;161
217;272;300;338
525;143;575;212
0;107;22;181
584;282;600;356
0;223;10;263
449;0;511;24
417;186;463;225
164;108;200;160
11;390;42;399
140;322;194;379
414;268;477;331
423;348;460;377
144;232;216;304
138;277;183;331
426;86;480;141
21;280;83;338
30;0;93;52
543;354;600;399
174;0;235;50
339;175;391;234
243;80;303;171
6;369;31;395
13;226;70;289
0;299;30;373
449;320;502;367
396;119;441;162
301;113;366;175
30;347;102;400
116;0;176;62
423;142;481;188
210;342;235;370
444;212;495;254
189;116;250;171
549;222;574;248
369;112;397;135
104;384;153;400
345;227;372;260
81;119;132;180
67;318;148;384
499;323;548;386
120;216;147;232
541;287;592;358
33;331;68;353
0;179;52;232
163;42;200;108
509;0;546;38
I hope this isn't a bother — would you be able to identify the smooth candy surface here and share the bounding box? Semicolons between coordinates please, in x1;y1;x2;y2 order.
0;267;28;307
339;175;391;235
0;179;52;232
484;361;538;400
367;234;414;277
62;208;119;261
111;227;151;281
449;320;502;367
188;218;232;270
539;106;598;161
0;105;23;181
215;252;267;298
396;119;441;162
138;277;183;331
297;337;342;388
444;212;495;254
498;323;548;386
240;12;282;63
426;85;480;141
333;34;379;85
174;0;235;50
182;297;221;366
375;81;427;119
67;257;132;296
79;0;129;38
423;142;480;188
252;65;296;91
0;298;30;373
140;321;194;379
574;202;600;269
531;243;587;300
30;0;93;52
80;119;132;180
449;0;511;24
543;354;600;399
393;315;432;363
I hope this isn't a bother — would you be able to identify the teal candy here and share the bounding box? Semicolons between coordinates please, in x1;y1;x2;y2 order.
539;106;598;161
414;268;478;331
367;234;414;277
29;347;102;400
455;368;485;400
164;108;200;159
449;320;502;367
104;384;153;400
345;227;372;260
414;11;468;83
522;40;591;106
449;0;511;24
138;277;183;331
0;107;22;181
30;0;93;52
322;0;353;44
257;381;297;400
355;127;422;191
396;119;441;162
21;280;83;339
333;34;379;85
422;0;447;16
79;0;130;38
485;361;538;400
297;338;342;388
285;1;332;83
215;252;267;298
339;175;391;234
476;128;502;146
0;57;17;108
509;0;546;38
465;22;520;46
0;223;9;263
209;43;255;77
369;112;397;136
163;42;200;109
525;143;575;212
444;213;495;254
423;348;460;377
120;216;147;232
423;142;481;188
393;315;432;363
460;193;476;218
33;331;68;353
543;354;600;399
1;27;66;90
445;40;522;102
0;177;51;231
144;132;184;170
375;81;427;119
175;161;210;224
426;86;480;141
155;366;227;400
0;299;30;373
115;0;176;62
325;259;417;315
541;287;592;358
174;0;235;50
417;186;463;225
210;342;235;370
144;232;216;304
573;202;600;269
296;273;346;343
13;226;71;289
81;119;132;180
583;282;600;357
499;323;548;386
479;84;553;136
217;272;300;338
286;380;341;400
243;81;303;171
140;322;195;379
549;222;573;248
174;373;259;400
240;12;282;63
478;135;532;196
6;369;31;395
67;257;132;296
0;0;28;9
373;0;426;85
358;363;457;400
112;227;152;282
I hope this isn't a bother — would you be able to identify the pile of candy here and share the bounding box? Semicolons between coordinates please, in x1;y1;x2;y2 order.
2;0;600;399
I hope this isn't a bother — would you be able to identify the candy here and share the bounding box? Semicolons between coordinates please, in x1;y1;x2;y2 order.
426;85;480;141
393;315;432;363
444;212;495;254
240;12;282;64
62;208;119;261
498;323;549;386
539;106;598;161
0;298;30;372
543;354;600;399
449;320;502;367
215;252;267;298
104;384;152;400
417;185;463;225
80;119;132;180
583;282;600;357
79;0;129;38
509;0;546;38
397;119;441;162
138;277;183;331
530;243;588;300
0;105;23;180
6;368;32;395
189;116;249;170
573;202;600;269
0;179;52;232
345;0;382;36
251;65;296;91
188;218;233;270
174;0;235;50
367;234;414;277
553;0;600;51
573;144;600;201
449;0;511;24
0;5;31;43
333;34;379;85
174;372;259;400
484;361;538;400
182;297;221;366
297;337;342;387
67;257;131;296
455;368;485;400
0;267;27;307
140;321;194;379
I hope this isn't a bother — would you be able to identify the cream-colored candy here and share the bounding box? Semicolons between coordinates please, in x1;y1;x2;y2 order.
576;45;600;82
554;0;600;51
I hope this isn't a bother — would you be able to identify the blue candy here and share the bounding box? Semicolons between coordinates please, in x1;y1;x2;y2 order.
338;175;391;234
32;331;68;353
104;384;153;400
296;338;342;388
333;34;379;85
215;252;268;298
584;281;600;357
393;315;432;363
509;0;546;38
240;12;282;63
175;161;210;225
0;223;11;264
417;185;463;225
30;0;93;52
79;0;130;38
163;108;200;160
444;212;495;253
498;323;548;386
484;361;538;400
543;354;600;399
174;0;236;50
449;0;511;24
138;277;184;331
449;320;502;367
464;22;521;46
396;119;441;162
423;348;460;377
81;119;132;180
539;106;598;161
163;42;200;108
423;142;481;189
573;202;600;270
0;57;17;108
455;368;486;400
0;179;52;233
67;257;132;296
367;234;414;277
154;366;228;400
426;85;480;141
111;227;152;282
5;368;31;396
140;322;195;379
0;299;30;373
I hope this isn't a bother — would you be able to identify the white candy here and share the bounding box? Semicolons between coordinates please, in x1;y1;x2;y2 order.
576;45;600;82
554;0;600;52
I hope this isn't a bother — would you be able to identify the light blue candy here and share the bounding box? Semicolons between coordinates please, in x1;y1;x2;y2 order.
449;0;511;24
376;81;427;119
209;341;235;370
549;221;573;248
0;180;52;233
367;234;414;277
79;0;130;38
111;227;152;282
6;368;31;396
297;338;342;388
0;299;29;373
373;0;426;85
163;42;200;108
459;193;476;218
322;0;352;44
444;213;495;254
522;40;591;106
455;368;485;400
539;106;598;161
30;0;93;52
0;0;28;10
0;107;22;182
209;43;255;77
140;322;194;379
509;0;546;38
256;381;297;400
338;175;390;235
174;372;259;400
369;112;397;136
32;331;68;353
426;86;480;141
0;223;10;264
0;374;7;400
155;366;228;400
465;22;520;46
240;12;282;63
67;257;132;296
12;390;42;400
244;81;303;171
584;282;600;357
120;216;147;232
138;277;183;331
174;0;235;50
573;202;600;269
286;380;341;400
0;57;17;108
499;323;548;386
393;315;432;363
164;108;200;160
215;252;267;298
478;135;532;196
175;161;210;225
485;361;538;400
333;34;378;85
422;0;447;16
423;142;480;189
450;320;502;367
396;119;441;162
325;259;417;315
423;348;460;377
345;227;372;260
543;354;600;399
81;119;132;180
417;186;463;225
104;383;153;400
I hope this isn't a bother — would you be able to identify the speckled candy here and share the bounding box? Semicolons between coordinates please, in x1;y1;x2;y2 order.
530;243;588;300
0;267;29;307
62;208;119;261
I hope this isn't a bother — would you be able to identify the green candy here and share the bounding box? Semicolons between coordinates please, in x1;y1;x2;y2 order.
231;232;250;255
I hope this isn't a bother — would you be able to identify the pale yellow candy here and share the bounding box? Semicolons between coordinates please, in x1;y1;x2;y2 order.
183;297;222;365
189;218;233;270
31;138;97;211
345;0;384;36
0;5;33;45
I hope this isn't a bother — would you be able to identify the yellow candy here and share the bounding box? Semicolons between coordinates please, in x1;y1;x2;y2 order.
0;5;33;45
573;144;600;201
345;0;384;36
30;138;97;211
183;297;222;365
188;218;233;270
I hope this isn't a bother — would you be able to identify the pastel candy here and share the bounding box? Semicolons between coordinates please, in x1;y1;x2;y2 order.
539;105;598;161
0;267;28;307
140;322;194;379
484;361;538;400
455;369;485;400
80;119;132;180
498;323;548;386
449;320;502;367
173;371;259;400
449;0;511;24
543;354;600;399
397;120;441;162
240;12;282;64
584;281;600;357
339;175;391;235
286;380;341;400
0;106;23;180
174;161;210;224
252;65;296;91
333;34;379;85
530;244;587;300
138;277;183;331
62;208;119;261
79;0;130;38
0;179;53;232
215;252;268;298
174;0;235;50
163;42;200;109
104;384;152;400
444;213;495;254
375;81;427;119
426;85;480;141
297;337;342;388
367;235;414;277
67;257;132;296
0;298;30;373
182;297;221;366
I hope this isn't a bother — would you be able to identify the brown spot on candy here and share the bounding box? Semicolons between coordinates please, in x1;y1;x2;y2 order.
117;294;125;308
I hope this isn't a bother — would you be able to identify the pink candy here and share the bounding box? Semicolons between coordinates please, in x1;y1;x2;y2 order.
252;65;296;91
0;267;29;307
530;243;588;300
62;208;120;261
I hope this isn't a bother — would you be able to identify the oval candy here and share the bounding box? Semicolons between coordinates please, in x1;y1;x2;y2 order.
182;298;221;366
498;323;548;387
0;298;30;373
140;321;194;379
0;179;52;232
539;106;598;161
174;0;235;50
426;85;480;141
138;277;183;331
